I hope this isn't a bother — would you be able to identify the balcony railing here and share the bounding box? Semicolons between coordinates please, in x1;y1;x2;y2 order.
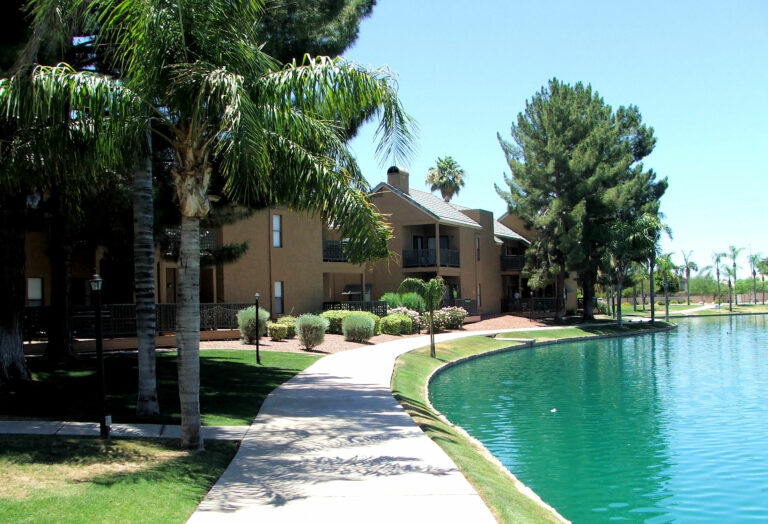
500;255;526;271
402;248;460;268
323;240;348;262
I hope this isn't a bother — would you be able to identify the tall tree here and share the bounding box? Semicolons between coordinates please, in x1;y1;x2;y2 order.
728;245;743;305
680;250;698;306
426;156;466;202
758;258;768;305
398;277;446;358
656;254;677;322
496;79;666;321
748;252;761;305
723;266;735;312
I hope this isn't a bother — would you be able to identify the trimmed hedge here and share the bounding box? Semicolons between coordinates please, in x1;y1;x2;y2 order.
319;310;352;334
267;322;288;341
297;314;329;350
380;313;412;335
236;306;269;343
276;315;297;339
342;314;376;342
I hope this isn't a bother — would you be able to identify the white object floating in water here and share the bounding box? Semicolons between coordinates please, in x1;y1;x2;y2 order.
550;408;557;413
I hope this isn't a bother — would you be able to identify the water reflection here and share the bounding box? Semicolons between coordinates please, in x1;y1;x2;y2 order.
430;315;768;522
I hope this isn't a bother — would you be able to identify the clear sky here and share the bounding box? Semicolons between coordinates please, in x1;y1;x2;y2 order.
343;0;767;274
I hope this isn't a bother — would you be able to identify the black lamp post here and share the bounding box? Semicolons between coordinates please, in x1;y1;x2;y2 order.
89;274;110;439
254;293;261;365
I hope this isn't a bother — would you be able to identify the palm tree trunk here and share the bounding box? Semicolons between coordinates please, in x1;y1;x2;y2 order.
616;280;624;326
633;284;637;311
641;279;645;311
177;215;202;449
0;193;31;385
133;152;159;416
733;263;738;305
686;269;691;305
664;274;669;322
716;268;721;306
753;273;757;304
582;273;595;320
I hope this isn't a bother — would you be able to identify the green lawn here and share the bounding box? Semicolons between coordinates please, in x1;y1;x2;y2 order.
0;436;237;523
1;350;321;426
495;321;672;341
615;303;768;318
686;303;768;315
392;336;563;523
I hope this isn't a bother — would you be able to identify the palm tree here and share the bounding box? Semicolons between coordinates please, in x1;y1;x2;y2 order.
656;254;677;322
680;250;698;306
758;258;768;305
748;253;762;305
723;266;735;312
426;156;466;202
3;0;414;449
728;245;743;305
605;214;660;327
398;277;446;358
707;252;727;307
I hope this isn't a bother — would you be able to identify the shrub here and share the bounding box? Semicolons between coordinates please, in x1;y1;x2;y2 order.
431;309;449;331
276;315;297;338
388;307;421;333
380;292;402;309
595;301;609;315
439;306;468;329
267;322;288;341
237;306;269;343
399;292;425;312
342;314;376;342
380;313;412;335
353;311;381;334
657;300;666;306
319;310;353;334
622;302;631;307
296;314;329;350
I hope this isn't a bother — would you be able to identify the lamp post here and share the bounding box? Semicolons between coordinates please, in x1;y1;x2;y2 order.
254;293;261;365
89;274;110;439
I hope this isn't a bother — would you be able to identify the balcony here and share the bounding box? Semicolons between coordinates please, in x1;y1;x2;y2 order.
323;240;348;262
501;255;526;271
402;248;460;268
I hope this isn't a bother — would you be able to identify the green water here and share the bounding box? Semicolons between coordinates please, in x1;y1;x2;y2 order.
429;316;768;522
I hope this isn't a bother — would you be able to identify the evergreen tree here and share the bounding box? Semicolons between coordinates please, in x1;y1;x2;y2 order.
496;78;666;319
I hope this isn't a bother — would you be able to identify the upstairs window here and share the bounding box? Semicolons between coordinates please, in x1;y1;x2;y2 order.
272;214;282;248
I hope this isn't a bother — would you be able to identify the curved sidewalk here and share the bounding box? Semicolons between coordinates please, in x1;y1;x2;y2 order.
189;330;501;524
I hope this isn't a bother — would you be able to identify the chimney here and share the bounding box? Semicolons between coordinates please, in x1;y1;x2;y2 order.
386;166;409;195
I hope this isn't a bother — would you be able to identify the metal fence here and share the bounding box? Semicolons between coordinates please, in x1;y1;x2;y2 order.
500;297;557;316
322;301;389;317
24;302;253;340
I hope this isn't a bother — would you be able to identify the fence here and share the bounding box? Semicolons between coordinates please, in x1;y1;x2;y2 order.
322;301;389;317
441;298;478;316
24;302;253;341
500;297;557;317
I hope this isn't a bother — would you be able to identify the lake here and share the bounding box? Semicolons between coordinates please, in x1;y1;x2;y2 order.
429;315;768;522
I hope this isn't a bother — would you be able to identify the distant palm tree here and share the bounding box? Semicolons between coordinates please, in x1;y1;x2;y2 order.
426;156;466;202
758;258;768;305
656;254;677;322
728;245;743;305
680;250;698;305
706;251;727;306
748;253;762;304
724;266;735;312
398;277;446;358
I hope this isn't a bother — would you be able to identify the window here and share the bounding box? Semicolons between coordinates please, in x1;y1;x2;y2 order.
477;283;482;308
476;237;481;261
274;281;284;315
272;214;282;248
27;278;43;306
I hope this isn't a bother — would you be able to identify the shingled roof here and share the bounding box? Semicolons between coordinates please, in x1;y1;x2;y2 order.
372;183;481;229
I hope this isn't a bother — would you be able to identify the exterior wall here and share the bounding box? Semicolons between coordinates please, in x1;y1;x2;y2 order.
460;209;503;315
25;232;52;306
499;213;534;241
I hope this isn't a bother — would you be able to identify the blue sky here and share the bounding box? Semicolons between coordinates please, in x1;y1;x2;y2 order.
344;0;767;273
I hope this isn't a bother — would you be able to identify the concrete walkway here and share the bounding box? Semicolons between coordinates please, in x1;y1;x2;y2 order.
0;420;248;441
189;330;503;524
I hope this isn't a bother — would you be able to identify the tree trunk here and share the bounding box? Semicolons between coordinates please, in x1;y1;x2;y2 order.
633;284;637;311
0;193;31;385
44;211;74;361
664;274;669;322
641;279;645;311
753;273;757;304
177;215;202;449
555;271;566;320
582;273;595;320
686;269;691;305
616;280;624;326
716;268;721;306
649;258;656;323
733;263;738;305
134;152;159;416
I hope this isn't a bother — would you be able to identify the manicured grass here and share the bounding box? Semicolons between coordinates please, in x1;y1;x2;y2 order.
617;303;768;317
1;350;321;426
687;303;768;315
0;436;237;523
618;303;704;317
495;320;672;341
392;336;563;524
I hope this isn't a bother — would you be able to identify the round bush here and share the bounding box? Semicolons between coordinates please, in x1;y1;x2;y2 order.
237;306;269;343
439;306;468;329
296;314;329;350
267;321;288;341
380;313;412;335
342;314;375;342
319;310;353;334
277;315;297;338
388;307;421;333
380;292;402;309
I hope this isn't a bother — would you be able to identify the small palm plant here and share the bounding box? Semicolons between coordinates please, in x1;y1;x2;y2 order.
398;277;446;358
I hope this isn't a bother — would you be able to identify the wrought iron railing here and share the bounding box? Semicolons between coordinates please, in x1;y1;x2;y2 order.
322;240;348;262
160;227;217;257
322;301;388;317
24;302;253;340
402;248;460;268
500;255;526;271
500;297;557;315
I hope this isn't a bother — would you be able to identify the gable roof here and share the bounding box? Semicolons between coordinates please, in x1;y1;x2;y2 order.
372;183;481;229
494;220;530;244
